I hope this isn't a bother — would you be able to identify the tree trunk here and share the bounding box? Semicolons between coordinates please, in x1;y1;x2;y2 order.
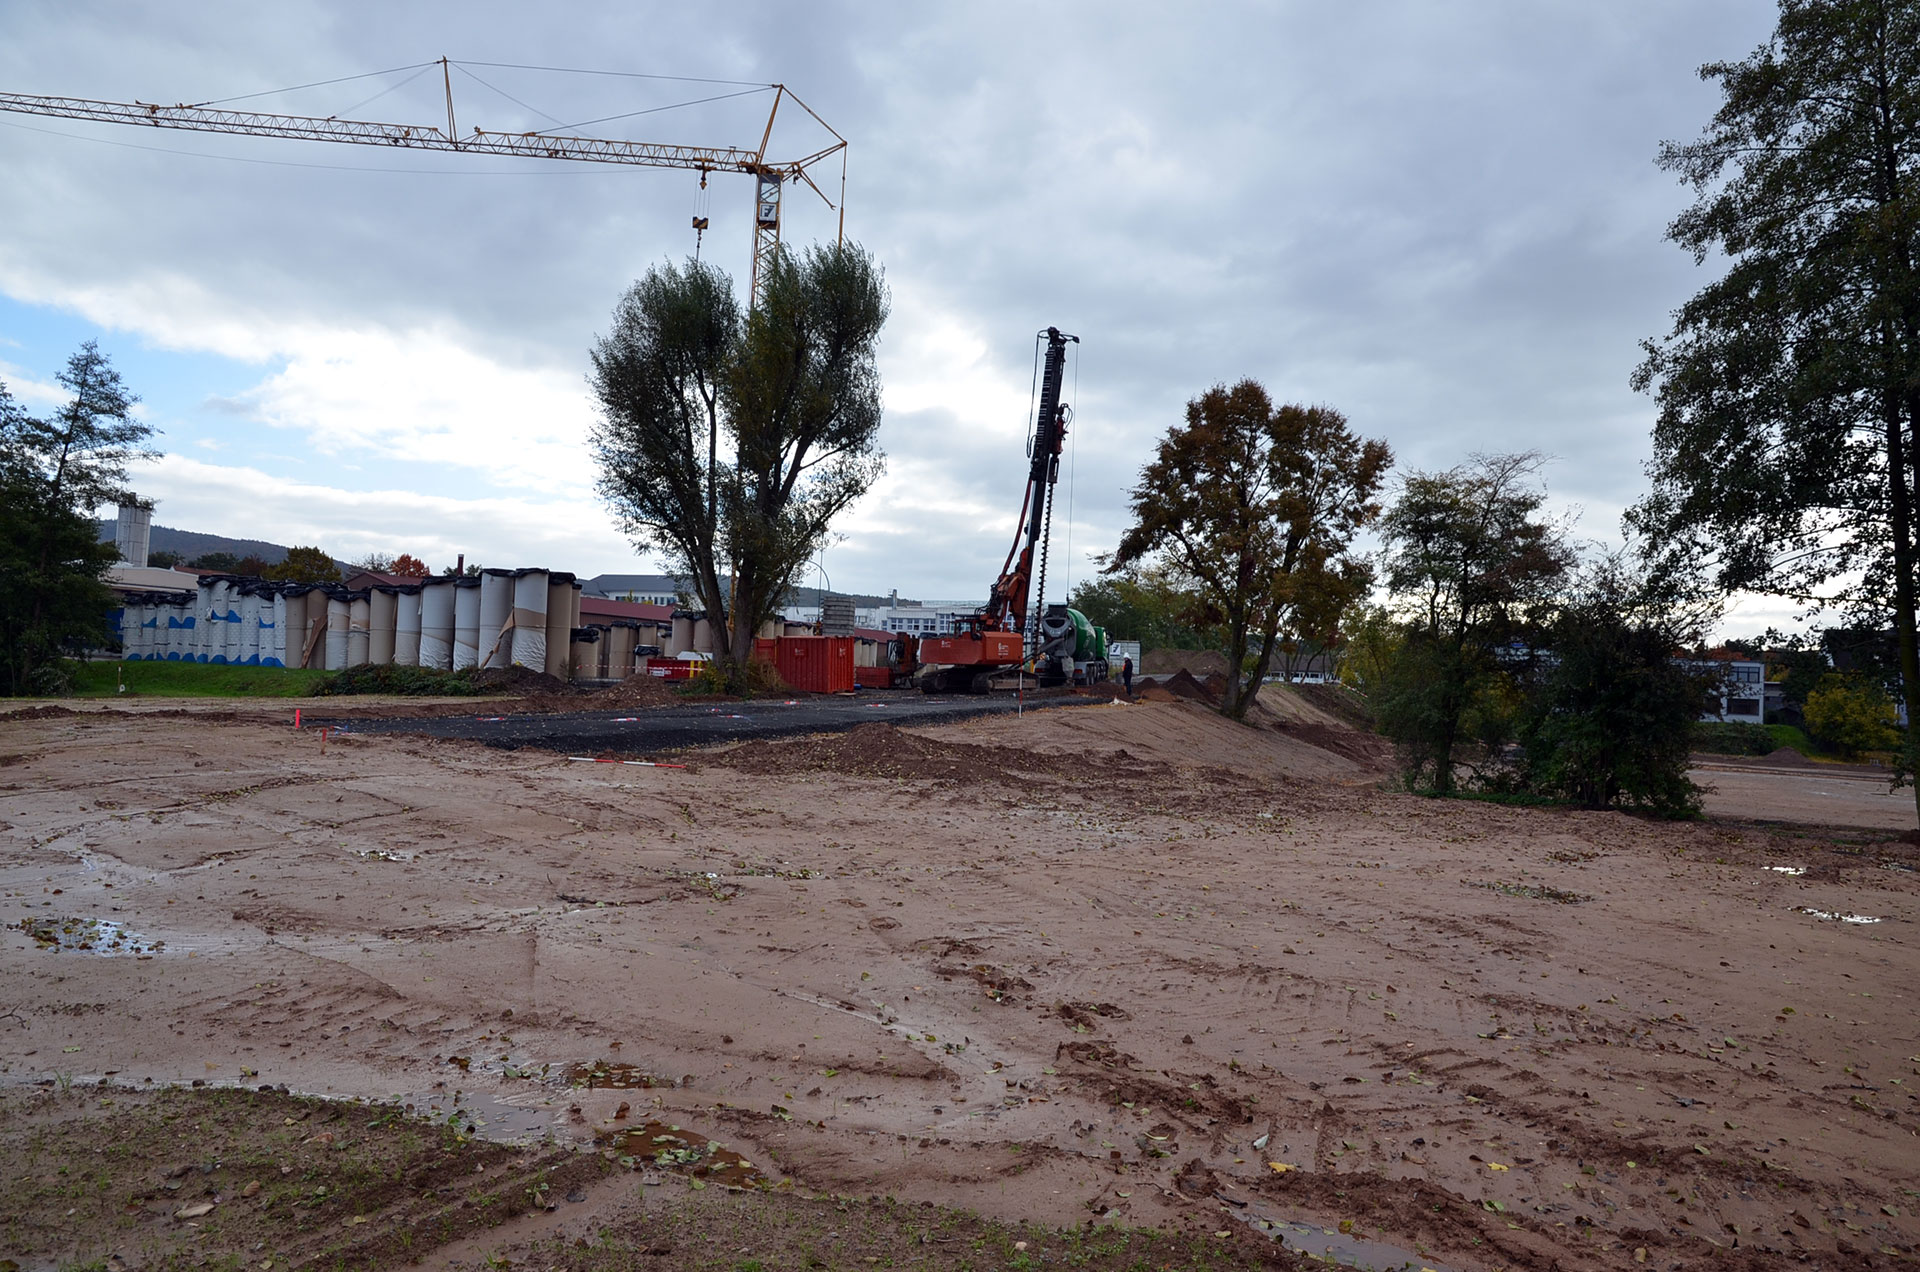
1897;395;1920;827
1221;616;1251;718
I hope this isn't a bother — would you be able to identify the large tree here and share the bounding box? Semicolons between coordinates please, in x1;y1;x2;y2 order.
0;343;153;694
1108;380;1390;719
1377;453;1574;793
590;244;888;687
1630;0;1920;818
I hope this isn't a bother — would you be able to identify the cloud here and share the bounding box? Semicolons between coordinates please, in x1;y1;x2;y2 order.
130;453;638;575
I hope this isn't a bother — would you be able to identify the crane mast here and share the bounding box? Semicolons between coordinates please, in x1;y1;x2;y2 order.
0;59;845;306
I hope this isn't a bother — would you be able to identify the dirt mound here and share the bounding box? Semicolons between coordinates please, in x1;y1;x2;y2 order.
471;665;568;694
1759;745;1817;768
1160;669;1220;704
709;720;1082;786
1136;653;1228;684
1140;648;1230;677
1287;680;1374;729
0;704;78;722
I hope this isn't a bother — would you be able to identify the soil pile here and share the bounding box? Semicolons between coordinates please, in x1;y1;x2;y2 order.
710;720;1089;786
471;665;568;694
1159;669;1220;704
1140;648;1230;677
1287;680;1373;730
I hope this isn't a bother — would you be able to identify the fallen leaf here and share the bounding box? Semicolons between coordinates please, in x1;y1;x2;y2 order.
241;1181;261;1198
1252;1133;1270;1149
1487;1161;1509;1172
175;1202;215;1219
1268;1162;1298;1173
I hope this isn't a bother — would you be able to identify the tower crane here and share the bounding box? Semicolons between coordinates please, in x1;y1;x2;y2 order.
0;57;846;307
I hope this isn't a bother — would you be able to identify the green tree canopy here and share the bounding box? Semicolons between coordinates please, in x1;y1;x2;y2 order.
590;244;889;686
1629;0;1920;817
264;546;342;584
1108;380;1390;719
0;343;153;694
1376;452;1574;793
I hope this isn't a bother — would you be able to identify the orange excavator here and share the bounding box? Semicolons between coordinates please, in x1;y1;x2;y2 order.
915;326;1078;693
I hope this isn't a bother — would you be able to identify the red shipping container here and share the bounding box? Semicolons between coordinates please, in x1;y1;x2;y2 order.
854;665;894;688
752;638;778;665
775;636;855;693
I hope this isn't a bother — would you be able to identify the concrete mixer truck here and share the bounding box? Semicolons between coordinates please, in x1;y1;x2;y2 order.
1037;602;1111;687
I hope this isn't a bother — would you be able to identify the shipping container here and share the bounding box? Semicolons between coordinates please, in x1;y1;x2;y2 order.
776;635;855;693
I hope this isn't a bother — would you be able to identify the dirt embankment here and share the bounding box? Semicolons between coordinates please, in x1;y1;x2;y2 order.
1;698;1915;1271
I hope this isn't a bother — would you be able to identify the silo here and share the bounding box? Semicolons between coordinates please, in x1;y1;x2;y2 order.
369;588;397;665
419;579;455;670
325;593;350;670
266;590;288;667
239;587;262;666
114;500;152;567
348;594;371;666
452;578;482;670
543;573;574;679
670;614;694;657
478;569;513;670
605;623;635;680
393;586;422;666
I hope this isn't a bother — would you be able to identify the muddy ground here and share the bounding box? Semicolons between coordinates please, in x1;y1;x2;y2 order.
1;692;1916;1271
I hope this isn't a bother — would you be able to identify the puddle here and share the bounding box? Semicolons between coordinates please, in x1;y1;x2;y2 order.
10;915;163;956
394;1088;563;1141
1239;1209;1456;1271
594;1118;765;1189
352;848;416;863
564;1060;678;1090
1792;906;1882;924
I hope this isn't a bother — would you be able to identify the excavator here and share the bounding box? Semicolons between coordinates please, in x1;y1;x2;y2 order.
913;326;1104;693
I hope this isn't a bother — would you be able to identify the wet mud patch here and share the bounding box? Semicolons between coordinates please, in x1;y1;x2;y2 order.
1466;879;1591;904
594;1118;765;1189
565;1060;680;1090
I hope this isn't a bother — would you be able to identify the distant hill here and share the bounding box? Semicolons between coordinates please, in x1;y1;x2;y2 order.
95;521;295;567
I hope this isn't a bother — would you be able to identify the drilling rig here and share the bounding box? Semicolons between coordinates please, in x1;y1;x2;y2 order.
914;326;1089;694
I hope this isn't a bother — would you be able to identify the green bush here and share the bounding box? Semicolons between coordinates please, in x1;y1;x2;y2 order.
1690;721;1777;756
314;664;487;697
1803;675;1899;757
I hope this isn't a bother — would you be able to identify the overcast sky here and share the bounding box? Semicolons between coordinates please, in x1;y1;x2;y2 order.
0;3;1791;628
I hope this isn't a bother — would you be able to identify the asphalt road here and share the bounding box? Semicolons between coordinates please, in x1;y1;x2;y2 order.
308;691;1095;756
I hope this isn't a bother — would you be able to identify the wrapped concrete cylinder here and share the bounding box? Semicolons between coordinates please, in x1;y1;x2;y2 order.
265;591;288;667
693;615;713;654
369;588;397;665
478;569;513;670
420;579;455;670
670;614;693;657
239;587;262;666
452;578;481;670
207;580;230;663
605;623;635;679
280;589;309;668
189;581;211;662
510;569;549;670
570;627;600;680
348;594;370;667
543;573;573;680
162;607;182;660
393;586;422;666
570;580;581;633
325;594;350;670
